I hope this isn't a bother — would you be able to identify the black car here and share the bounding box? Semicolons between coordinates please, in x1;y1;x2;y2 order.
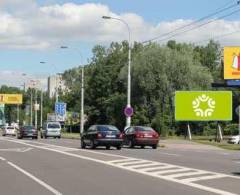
17;125;38;139
81;125;123;150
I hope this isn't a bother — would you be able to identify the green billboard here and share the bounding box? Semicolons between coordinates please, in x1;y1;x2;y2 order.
175;91;232;121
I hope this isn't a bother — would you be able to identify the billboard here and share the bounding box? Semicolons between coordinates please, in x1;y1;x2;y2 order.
175;91;232;121
224;47;240;79
0;94;23;105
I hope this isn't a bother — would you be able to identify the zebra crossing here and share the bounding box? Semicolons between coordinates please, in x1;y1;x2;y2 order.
107;158;240;195
108;158;235;182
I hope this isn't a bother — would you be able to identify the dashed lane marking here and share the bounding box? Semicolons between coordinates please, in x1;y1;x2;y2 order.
1;137;240;195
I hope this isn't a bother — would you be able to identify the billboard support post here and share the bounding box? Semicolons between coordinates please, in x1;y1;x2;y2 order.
217;122;223;142
187;123;192;140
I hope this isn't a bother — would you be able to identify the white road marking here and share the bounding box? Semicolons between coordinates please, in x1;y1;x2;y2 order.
153;168;190;175
0;156;6;161
158;152;180;156
140;165;176;172
2;137;240;195
128;162;161;169
0;147;33;152
116;160;149;166
182;174;226;183
7;161;62;195
169;171;209;178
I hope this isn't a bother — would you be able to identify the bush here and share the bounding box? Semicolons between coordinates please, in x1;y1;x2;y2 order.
224;124;239;135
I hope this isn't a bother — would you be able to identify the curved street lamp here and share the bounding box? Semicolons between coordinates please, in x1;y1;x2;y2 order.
102;16;132;128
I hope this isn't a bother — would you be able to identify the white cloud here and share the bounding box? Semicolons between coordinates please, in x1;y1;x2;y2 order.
0;1;240;49
0;71;48;90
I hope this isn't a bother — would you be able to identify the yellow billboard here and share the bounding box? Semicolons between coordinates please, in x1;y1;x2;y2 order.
224;47;240;79
0;94;23;105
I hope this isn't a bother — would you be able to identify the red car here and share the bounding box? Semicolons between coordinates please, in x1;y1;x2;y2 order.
123;126;159;149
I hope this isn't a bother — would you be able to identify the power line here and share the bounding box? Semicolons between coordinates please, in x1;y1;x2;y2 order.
195;29;240;44
155;7;240;43
142;0;240;44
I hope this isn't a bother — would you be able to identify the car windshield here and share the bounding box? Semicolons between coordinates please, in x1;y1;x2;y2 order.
6;127;14;130
136;126;154;131
98;125;119;132
24;126;34;130
48;123;60;129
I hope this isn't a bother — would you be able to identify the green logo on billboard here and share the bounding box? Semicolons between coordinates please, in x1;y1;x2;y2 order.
175;91;232;121
192;94;216;117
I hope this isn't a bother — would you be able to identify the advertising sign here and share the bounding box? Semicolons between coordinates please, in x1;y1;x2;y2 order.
0;94;23;105
224;47;240;79
175;91;232;121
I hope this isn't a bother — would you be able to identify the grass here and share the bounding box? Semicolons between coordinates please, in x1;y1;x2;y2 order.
61;132;80;139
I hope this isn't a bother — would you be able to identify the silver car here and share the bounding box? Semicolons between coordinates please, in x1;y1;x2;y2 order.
41;122;61;139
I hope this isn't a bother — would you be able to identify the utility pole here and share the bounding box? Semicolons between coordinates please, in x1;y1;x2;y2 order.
80;68;84;134
35;88;38;129
40;89;43;129
30;89;33;126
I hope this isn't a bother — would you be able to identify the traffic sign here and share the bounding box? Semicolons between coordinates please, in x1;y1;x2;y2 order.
55;102;67;117
124;106;133;117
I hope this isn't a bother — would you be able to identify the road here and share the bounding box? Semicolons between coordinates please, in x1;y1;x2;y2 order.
0;136;239;195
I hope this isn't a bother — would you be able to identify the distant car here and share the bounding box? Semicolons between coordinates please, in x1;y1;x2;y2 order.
2;126;16;136
228;135;240;144
123;126;159;149
17;125;38;139
41;122;61;139
81;125;123;150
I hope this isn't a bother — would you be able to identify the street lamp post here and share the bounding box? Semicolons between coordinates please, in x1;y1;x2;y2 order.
102;16;132;128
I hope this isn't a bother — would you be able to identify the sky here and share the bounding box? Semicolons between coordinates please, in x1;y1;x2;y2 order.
1;0;240;88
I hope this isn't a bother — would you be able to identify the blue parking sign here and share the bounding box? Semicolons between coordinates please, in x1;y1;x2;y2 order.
55;103;66;116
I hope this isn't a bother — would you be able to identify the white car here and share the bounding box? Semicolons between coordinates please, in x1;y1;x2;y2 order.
228;135;240;144
2;126;16;136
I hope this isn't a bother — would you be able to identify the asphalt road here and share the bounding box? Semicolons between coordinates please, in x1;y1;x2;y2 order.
0;136;239;195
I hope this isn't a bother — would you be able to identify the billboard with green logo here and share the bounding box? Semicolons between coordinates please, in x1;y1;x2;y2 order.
175;91;232;121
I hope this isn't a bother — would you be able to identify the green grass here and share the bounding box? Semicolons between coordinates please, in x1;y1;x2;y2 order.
61;132;80;139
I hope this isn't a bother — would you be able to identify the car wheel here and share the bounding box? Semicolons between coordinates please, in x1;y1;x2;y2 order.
58;136;61;139
116;146;122;150
106;146;110;150
152;144;157;149
128;140;134;148
2;134;5;136
141;145;145;149
89;140;96;149
81;139;86;149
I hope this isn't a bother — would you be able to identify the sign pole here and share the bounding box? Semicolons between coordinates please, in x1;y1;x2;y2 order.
187;122;192;140
217;122;223;142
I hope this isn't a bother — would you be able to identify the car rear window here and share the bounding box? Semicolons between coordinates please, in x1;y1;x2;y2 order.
98;125;119;132
24;126;34;130
137;126;154;131
48;123;61;129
